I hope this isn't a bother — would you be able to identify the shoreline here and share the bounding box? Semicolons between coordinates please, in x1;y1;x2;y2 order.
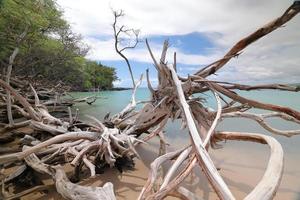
71;87;133;92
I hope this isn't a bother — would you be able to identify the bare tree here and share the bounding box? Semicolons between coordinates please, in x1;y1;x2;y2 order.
112;10;141;87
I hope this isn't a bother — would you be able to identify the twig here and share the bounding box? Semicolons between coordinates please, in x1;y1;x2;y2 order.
112;10;140;88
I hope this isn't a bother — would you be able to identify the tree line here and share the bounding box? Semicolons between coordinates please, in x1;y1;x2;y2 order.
0;0;118;90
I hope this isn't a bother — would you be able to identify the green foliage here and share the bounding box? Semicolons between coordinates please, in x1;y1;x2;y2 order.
84;61;118;90
0;0;66;59
0;0;118;90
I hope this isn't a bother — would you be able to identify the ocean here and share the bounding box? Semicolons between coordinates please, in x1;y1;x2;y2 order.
70;88;300;199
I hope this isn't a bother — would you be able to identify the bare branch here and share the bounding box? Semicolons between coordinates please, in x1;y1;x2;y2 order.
146;69;155;95
167;64;234;199
112;74;143;120
203;88;222;146
195;2;300;77
30;84;40;106
112;9;140;88
5;28;28;126
160;147;192;189
138;147;185;199
145;39;159;71
210;82;300;120
219;82;300;92
222;111;300;137
192;78;300;92
0;79;39;121
215;131;284;200
6;48;19;126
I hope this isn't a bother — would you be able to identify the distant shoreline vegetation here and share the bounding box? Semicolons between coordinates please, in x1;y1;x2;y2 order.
0;0;118;91
80;87;132;92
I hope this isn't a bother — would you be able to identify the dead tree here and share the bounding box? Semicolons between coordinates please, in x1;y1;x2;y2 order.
112;9;141;87
0;1;300;200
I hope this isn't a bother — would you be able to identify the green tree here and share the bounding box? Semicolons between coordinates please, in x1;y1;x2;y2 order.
0;0;67;61
0;0;118;90
84;61;118;90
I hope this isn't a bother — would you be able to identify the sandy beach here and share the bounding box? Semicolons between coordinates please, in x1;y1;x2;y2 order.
11;135;298;200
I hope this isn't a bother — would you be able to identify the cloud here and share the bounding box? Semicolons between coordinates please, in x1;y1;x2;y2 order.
85;37;223;66
57;0;300;84
113;78;132;87
57;0;297;41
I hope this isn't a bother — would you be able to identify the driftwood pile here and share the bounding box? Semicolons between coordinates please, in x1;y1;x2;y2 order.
0;1;300;200
0;76;111;199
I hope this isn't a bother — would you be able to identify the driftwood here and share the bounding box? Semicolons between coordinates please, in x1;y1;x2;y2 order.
0;1;300;200
23;146;117;200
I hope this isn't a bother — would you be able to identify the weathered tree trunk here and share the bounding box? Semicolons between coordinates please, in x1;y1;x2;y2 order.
0;2;300;200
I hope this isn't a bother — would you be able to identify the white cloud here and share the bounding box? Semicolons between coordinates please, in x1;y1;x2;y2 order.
56;0;297;41
113;78;132;87
85;37;223;66
57;0;300;84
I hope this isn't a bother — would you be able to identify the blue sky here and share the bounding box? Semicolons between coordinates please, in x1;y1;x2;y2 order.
145;32;215;55
100;33;217;87
57;0;300;87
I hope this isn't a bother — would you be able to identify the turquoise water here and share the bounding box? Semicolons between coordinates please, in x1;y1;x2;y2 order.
70;88;300;152
70;88;300;199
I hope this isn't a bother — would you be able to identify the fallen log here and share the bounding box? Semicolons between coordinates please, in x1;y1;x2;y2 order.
24;146;117;200
0;2;299;200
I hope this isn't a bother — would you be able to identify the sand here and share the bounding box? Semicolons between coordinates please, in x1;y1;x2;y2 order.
2;135;299;200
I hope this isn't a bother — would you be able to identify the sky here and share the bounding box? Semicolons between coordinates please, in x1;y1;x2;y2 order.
56;0;300;87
